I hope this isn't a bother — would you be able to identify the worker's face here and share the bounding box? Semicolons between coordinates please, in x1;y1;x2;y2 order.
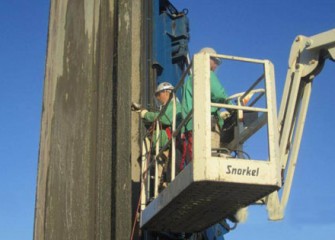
209;58;219;72
155;90;170;105
210;58;218;71
209;58;220;72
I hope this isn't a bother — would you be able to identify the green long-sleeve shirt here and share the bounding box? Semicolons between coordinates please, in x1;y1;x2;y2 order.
182;71;230;131
143;98;182;148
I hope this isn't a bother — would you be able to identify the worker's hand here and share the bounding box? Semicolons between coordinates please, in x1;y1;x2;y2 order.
220;111;231;120
140;109;148;118
131;102;142;112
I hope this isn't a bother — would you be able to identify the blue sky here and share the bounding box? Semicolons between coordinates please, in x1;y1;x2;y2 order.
0;1;334;240
0;1;49;239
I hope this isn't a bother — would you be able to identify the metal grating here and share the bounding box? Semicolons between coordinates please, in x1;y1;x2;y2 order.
141;181;278;233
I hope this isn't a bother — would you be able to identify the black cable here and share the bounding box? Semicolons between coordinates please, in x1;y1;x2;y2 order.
231;149;251;159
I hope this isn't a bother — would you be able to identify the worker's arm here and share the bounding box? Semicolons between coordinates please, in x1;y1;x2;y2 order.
143;106;173;126
210;71;230;104
142;111;158;122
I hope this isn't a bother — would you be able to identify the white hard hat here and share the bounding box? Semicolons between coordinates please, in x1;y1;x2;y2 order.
199;47;217;55
155;82;174;94
199;47;222;65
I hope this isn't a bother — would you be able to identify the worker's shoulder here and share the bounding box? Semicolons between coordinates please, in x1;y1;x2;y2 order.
210;70;219;79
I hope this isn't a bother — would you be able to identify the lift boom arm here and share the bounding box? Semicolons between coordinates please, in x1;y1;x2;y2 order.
266;29;335;220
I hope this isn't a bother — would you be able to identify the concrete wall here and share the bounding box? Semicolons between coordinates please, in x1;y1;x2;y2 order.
34;0;141;239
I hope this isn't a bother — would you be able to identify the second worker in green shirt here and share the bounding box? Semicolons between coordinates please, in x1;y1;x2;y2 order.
182;47;231;165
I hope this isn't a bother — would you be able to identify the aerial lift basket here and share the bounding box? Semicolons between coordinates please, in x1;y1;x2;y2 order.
140;53;281;233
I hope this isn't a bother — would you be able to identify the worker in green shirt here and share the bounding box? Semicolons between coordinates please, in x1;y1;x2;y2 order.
132;82;184;188
182;47;231;165
140;82;182;148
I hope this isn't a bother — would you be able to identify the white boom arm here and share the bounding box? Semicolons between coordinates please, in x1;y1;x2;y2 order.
266;29;335;220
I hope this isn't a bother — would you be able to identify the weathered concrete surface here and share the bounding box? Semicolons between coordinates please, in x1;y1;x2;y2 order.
130;0;142;222
34;0;139;239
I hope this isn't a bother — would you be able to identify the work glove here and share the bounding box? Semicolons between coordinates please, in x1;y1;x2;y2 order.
140;109;148;118
220;111;231;120
131;102;142;112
